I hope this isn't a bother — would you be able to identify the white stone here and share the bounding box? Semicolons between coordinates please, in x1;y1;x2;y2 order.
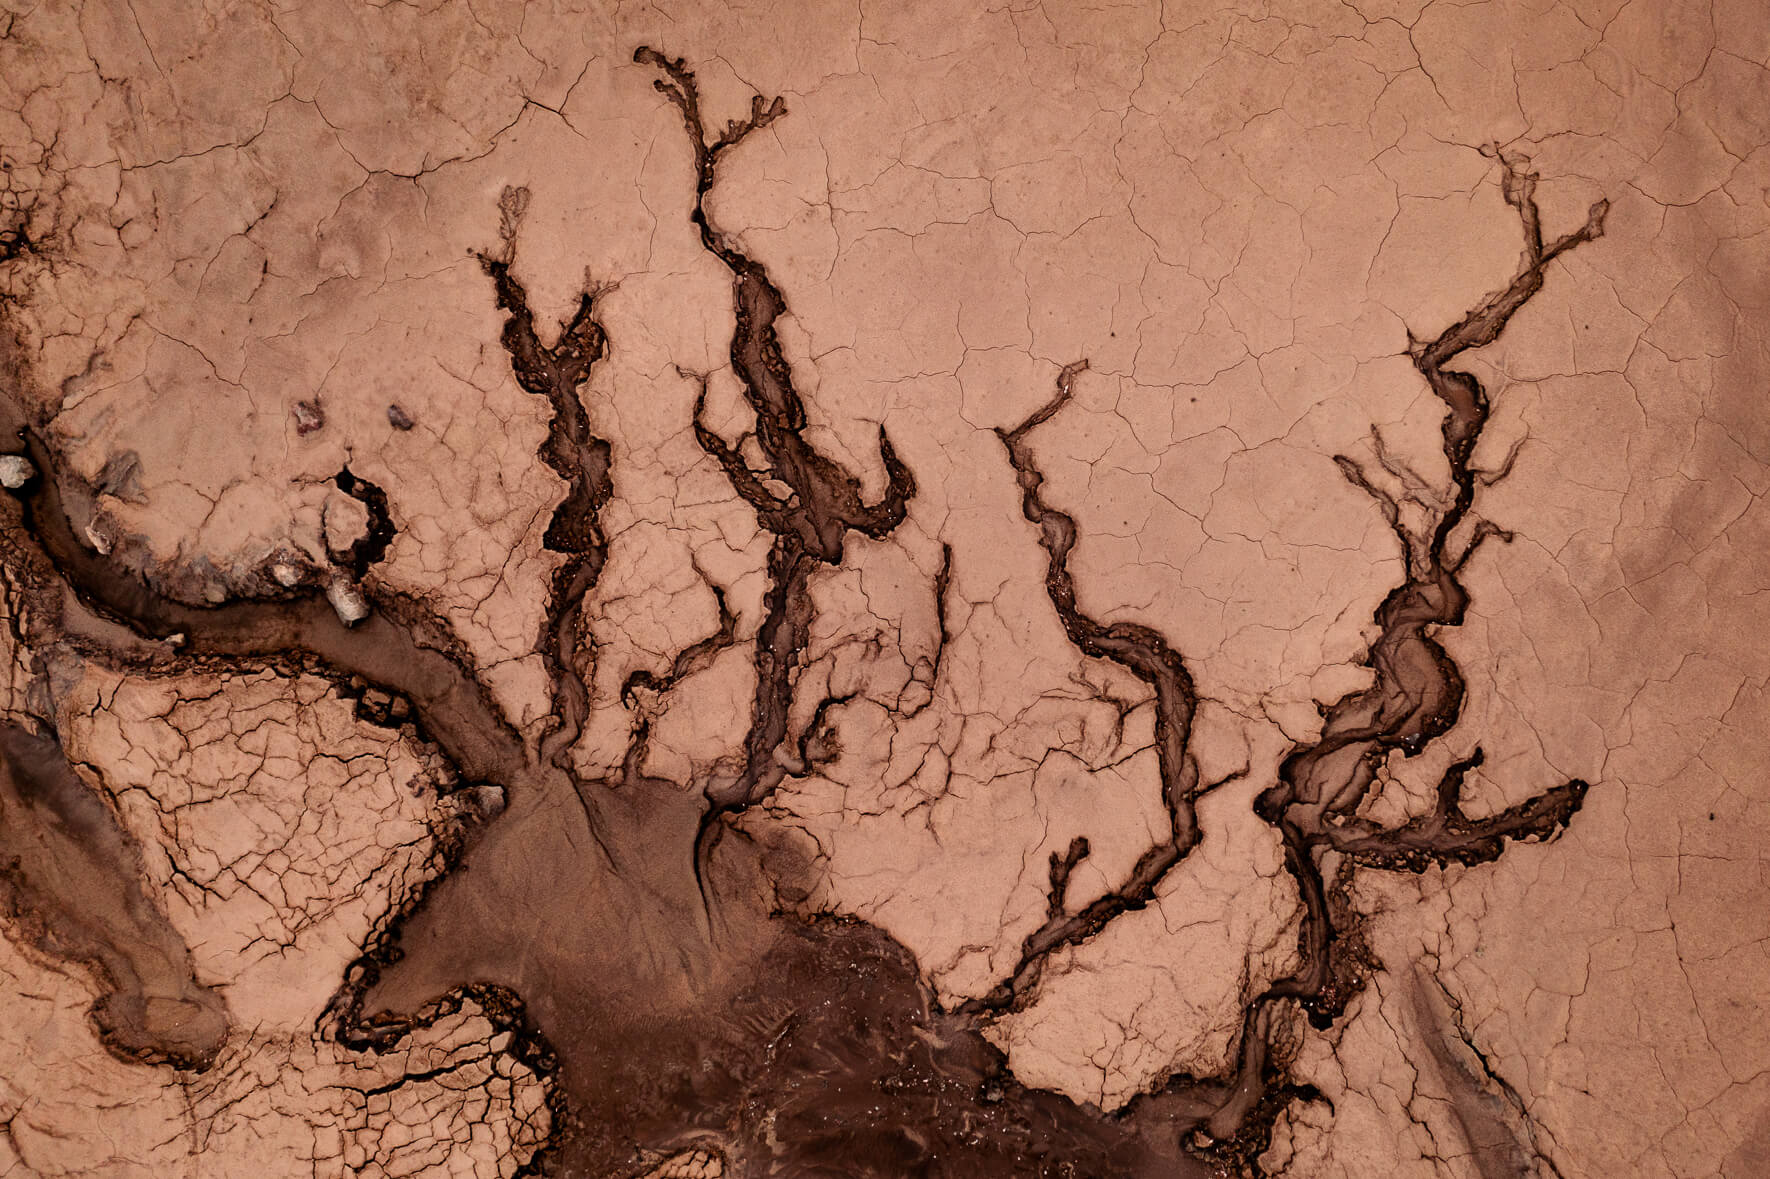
0;454;34;488
326;577;370;627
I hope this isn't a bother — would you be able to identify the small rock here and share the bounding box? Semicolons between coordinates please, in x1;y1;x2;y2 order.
96;450;144;502
293;400;325;436
469;784;506;819
271;563;302;587
84;523;111;555
322;492;370;558
325;576;370;627
387;403;414;431
0;454;34;489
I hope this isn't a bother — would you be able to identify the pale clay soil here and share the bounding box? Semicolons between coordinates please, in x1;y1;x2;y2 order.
0;1;1767;1177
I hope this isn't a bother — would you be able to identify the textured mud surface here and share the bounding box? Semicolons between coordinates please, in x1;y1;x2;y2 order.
3;2;1769;1177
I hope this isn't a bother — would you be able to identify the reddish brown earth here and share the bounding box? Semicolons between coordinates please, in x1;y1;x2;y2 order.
2;3;1767;1177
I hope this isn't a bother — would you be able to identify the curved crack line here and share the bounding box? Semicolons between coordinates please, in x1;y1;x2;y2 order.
327;465;396;582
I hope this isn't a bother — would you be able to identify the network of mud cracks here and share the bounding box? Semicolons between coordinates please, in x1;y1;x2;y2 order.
0;45;1605;1179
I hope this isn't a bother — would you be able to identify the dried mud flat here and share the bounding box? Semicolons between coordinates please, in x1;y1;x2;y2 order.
1;2;1767;1177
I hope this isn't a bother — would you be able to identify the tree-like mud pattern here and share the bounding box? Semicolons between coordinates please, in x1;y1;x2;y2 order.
0;47;1605;1179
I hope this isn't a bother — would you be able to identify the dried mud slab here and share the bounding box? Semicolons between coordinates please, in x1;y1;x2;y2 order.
2;2;1768;1178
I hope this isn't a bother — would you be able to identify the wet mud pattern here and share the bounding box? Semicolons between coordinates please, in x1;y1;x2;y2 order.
974;150;1601;1165
0;40;1617;1179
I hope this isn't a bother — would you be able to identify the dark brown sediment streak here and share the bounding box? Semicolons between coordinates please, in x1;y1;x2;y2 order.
618;562;741;784
960;358;1213;1018
0;417;530;789
1192;155;1603;1153
475;186;615;777
329;466;396;581
618;569;739;707
636;47;917;882
0;719;230;1070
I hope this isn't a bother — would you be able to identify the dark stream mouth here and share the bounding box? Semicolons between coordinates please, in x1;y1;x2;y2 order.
0;45;1602;1178
0;417;1217;1179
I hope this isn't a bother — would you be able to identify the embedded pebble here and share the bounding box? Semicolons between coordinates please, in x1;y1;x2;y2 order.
326;577;370;626
0;454;35;488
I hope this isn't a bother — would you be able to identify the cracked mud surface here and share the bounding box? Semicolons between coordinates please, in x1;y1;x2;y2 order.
2;2;1768;1176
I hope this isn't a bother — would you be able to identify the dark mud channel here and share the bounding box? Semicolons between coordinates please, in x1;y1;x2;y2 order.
0;50;1603;1179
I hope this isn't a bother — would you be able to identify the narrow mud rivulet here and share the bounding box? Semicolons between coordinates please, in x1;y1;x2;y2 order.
1192;156;1604;1158
940;156;1605;1174
635;47;918;878
0;146;1610;1179
0;420;530;791
960;358;1213;1018
476;183;616;776
326;58;1214;1175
